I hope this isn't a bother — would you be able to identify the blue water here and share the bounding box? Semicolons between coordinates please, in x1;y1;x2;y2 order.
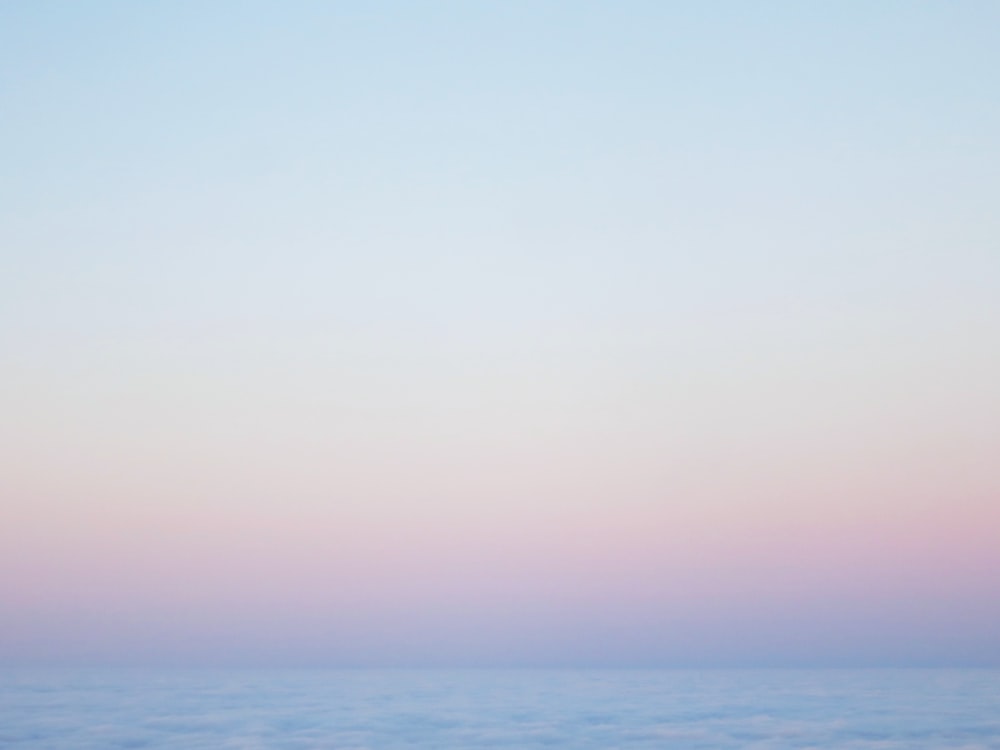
1;669;998;749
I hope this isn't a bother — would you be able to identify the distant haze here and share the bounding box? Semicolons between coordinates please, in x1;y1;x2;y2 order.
2;1;999;667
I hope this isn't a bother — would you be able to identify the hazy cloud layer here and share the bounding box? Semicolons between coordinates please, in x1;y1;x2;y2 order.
2;670;999;749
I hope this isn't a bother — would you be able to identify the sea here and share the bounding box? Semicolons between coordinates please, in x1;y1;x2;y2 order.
1;669;998;749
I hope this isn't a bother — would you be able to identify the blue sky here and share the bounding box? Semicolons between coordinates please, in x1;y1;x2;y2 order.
2;2;999;667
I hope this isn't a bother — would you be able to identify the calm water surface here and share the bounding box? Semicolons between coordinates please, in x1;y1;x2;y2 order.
2;669;999;749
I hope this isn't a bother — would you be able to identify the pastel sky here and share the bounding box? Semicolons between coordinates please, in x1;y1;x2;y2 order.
2;1;998;667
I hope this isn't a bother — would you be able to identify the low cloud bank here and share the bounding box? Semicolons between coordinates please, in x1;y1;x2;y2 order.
1;669;998;749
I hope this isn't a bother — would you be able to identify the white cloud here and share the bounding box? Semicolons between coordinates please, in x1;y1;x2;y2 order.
1;670;998;749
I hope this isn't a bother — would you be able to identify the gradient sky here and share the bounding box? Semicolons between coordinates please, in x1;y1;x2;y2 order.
2;1;999;667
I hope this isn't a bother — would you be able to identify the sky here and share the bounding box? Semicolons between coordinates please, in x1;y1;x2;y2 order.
1;1;999;668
